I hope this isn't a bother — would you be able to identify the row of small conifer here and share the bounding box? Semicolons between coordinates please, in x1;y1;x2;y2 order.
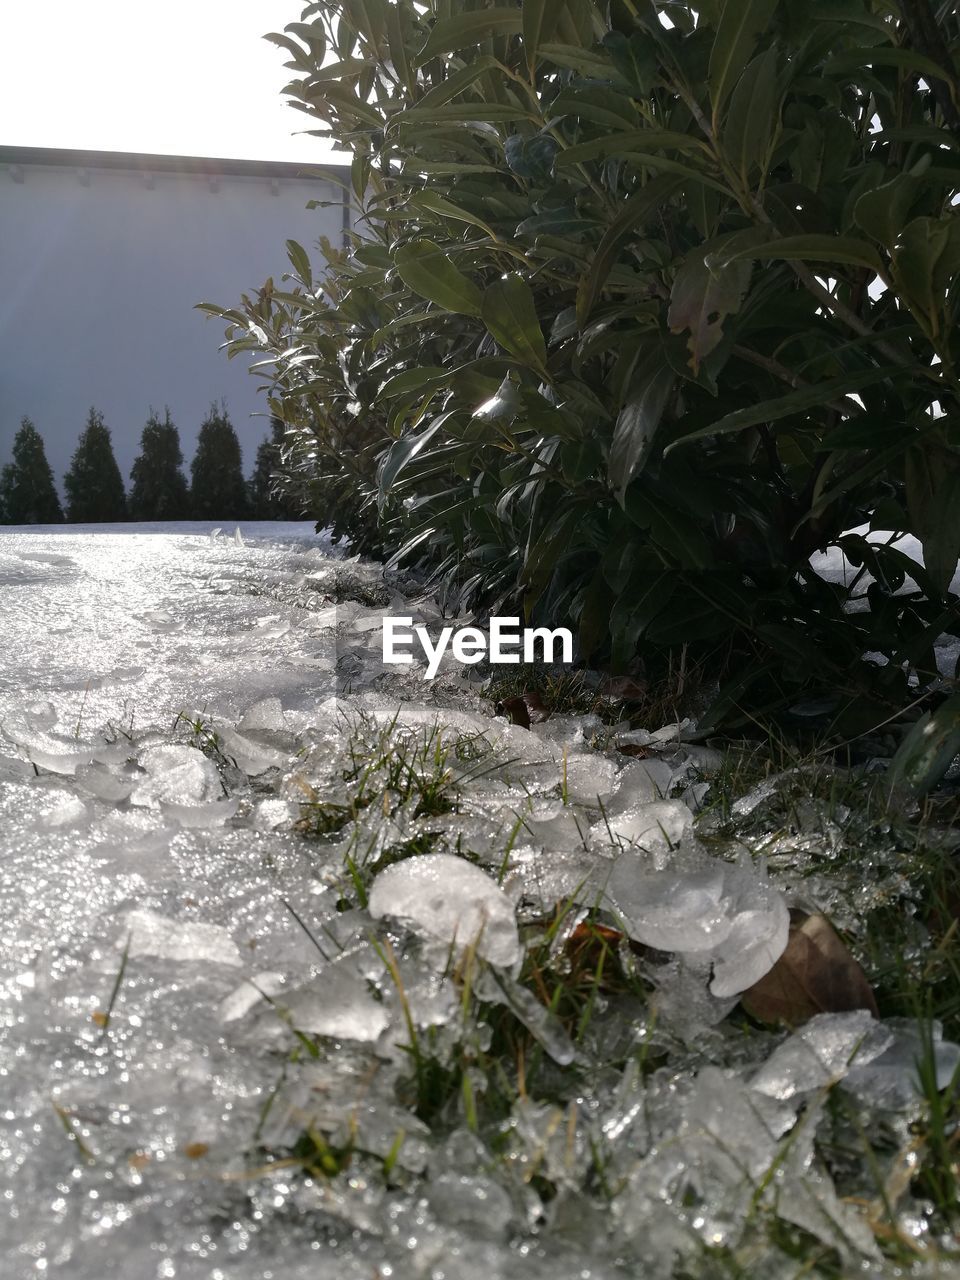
0;405;300;524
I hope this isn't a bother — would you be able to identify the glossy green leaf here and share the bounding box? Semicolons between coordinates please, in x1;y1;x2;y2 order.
384;0;413;94
666;369;893;450
887;694;960;796
723;233;885;274
393;240;484;316
708;0;779;122
400;102;533;123
377;413;454;507
923;467;960;595
522;0;565;72
419;8;523;60
472;375;522;424
415;56;500;109
263;32;313;70
301;57;370;82
285;240;312;286
577;176;680;324
608;356;675;502
551;90;640;131
379;367;450;398
557;129;709;165
406;191;497;239
610;571;675;665
826;44;956;86
626;489;713;568
668;232;760;373
723;46;781;183
481;275;548;371
891;216;960;321
853;156;931;249
538;42;622;76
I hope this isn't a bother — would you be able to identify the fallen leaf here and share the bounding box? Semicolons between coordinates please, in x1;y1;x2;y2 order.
91;1010;108;1028
183;1142;210;1159
128;1152;151;1171
598;675;648;702
740;910;878;1026
496;691;551;729
563;920;647;980
617;743;653;758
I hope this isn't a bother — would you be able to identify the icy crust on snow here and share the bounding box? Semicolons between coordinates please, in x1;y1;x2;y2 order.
0;523;958;1279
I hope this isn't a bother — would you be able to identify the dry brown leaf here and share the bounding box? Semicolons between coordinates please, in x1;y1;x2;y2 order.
741;909;878;1026
598;675;648;702
90;1010;108;1028
496;692;551;729
183;1142;210;1160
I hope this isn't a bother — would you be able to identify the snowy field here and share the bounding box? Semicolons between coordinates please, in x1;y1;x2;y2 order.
1;522;958;1279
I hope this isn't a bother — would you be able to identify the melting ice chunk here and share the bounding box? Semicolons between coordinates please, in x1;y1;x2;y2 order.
75;761;135;803
278;966;390;1043
368;853;521;967
602;799;693;851
608;852;789;994
215;725;287;775
607;861;730;952
751;1010;893;1100
2;718;96;775
122;909;243;967
130;744;223;807
844;1020;960;1108
24;745;94;776
219;972;286;1023
705;862;790;997
561;753;617;806
140;608;184;634
238;697;287;732
35;792;89;830
609;757;676;807
96;809;176;855
24;701;58;731
161;798;240;828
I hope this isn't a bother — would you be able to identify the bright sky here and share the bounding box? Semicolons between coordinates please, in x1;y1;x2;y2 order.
0;2;337;163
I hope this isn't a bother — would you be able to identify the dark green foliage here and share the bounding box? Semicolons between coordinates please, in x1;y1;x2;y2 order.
129;408;190;521
0;417;63;524
190;404;249;520
64;408;127;523
249;418;303;519
204;0;960;729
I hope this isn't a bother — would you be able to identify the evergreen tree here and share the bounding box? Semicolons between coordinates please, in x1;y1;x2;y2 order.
248;417;301;519
0;417;64;524
63;408;127;522
129;408;190;520
190;403;249;519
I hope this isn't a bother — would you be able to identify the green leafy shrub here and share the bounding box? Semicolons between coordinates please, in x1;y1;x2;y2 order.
203;0;960;729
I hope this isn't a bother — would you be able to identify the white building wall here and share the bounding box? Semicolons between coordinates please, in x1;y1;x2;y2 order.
0;151;348;490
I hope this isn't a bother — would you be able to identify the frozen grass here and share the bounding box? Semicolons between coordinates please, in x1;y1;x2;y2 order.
244;703;960;1275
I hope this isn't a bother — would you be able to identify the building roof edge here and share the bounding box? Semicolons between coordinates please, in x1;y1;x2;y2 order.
0;144;348;180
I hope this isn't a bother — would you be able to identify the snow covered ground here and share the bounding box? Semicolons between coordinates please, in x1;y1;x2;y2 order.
0;523;957;1279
